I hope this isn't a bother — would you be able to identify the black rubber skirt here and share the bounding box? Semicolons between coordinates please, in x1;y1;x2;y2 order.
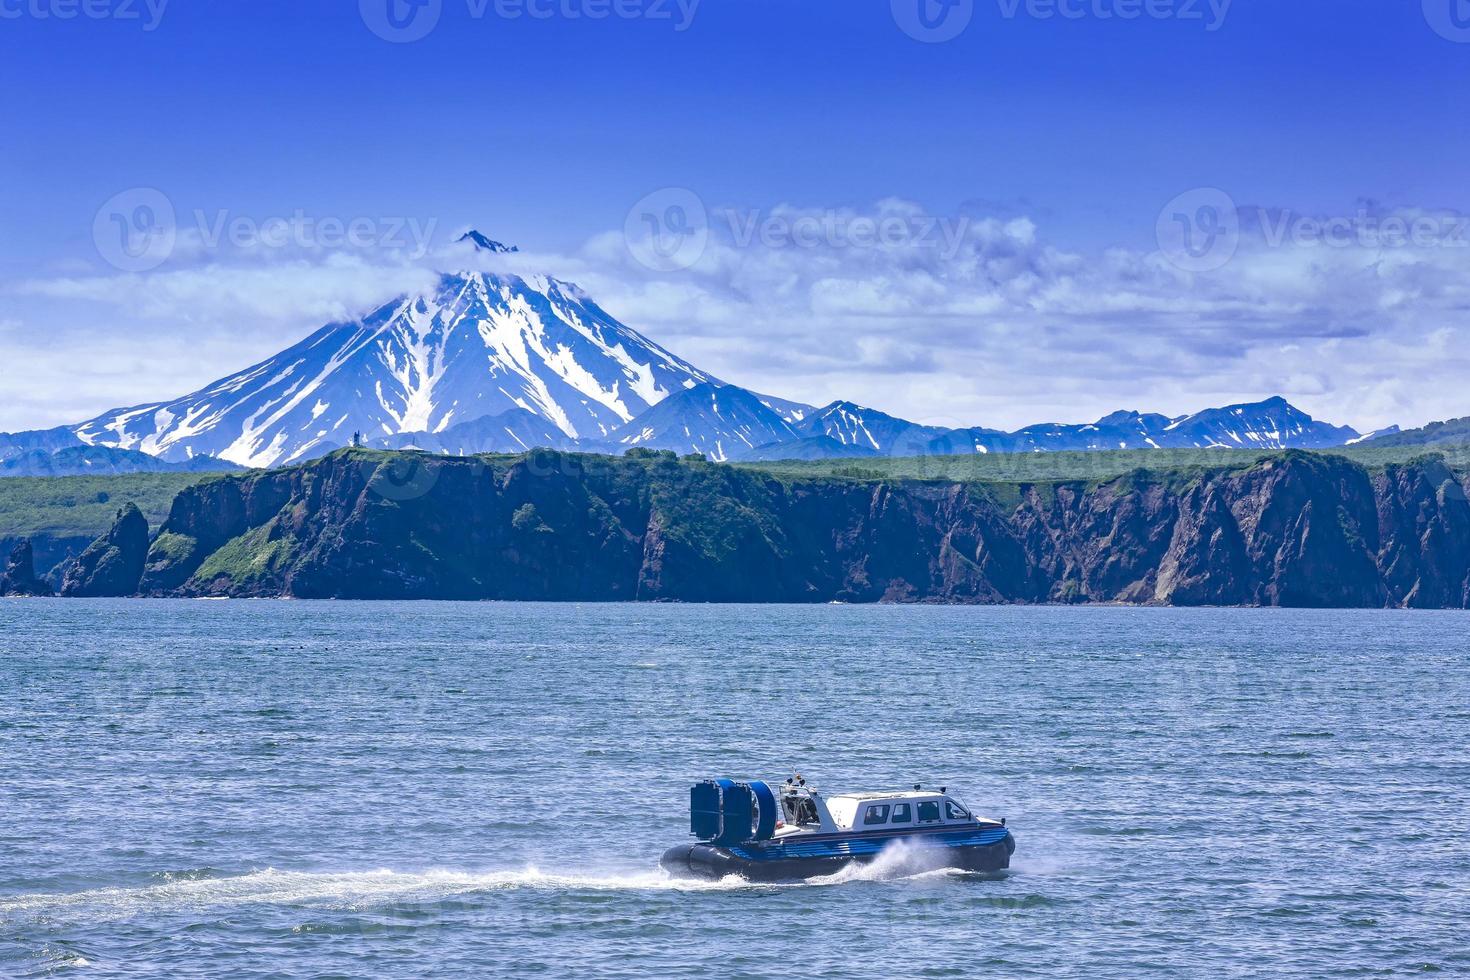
660;833;1015;883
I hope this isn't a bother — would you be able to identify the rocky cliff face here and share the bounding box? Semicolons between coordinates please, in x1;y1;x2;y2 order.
61;503;151;598
91;448;1468;608
1373;457;1470;608
1;539;53;597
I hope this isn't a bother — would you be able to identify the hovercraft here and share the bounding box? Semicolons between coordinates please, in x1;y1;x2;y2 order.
660;775;1014;882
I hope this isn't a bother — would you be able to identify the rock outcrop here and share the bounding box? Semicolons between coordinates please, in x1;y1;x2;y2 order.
61;503;151;598
116;448;1470;608
0;539;53;596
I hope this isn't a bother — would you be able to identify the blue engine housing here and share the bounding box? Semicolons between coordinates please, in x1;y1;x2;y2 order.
689;779;778;845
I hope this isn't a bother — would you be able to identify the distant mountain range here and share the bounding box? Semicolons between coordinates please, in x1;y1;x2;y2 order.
751;396;1362;458
0;231;1461;477
0;446;238;478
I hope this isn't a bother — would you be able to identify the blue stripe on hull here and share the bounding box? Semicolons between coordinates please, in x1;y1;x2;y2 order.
729;826;1012;862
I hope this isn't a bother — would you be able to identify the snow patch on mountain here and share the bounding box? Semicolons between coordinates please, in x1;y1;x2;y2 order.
797;401;951;455
611;383;801;462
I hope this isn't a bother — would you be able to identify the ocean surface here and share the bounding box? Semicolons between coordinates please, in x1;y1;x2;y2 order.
1;601;1467;978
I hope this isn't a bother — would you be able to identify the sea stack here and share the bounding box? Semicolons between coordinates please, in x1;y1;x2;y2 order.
0;539;54;597
61;504;150;598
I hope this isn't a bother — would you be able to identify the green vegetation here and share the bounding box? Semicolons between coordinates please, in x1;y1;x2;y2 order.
511;502;551;533
190;524;295;588
0;472;226;539
148;530;200;564
736;443;1470;484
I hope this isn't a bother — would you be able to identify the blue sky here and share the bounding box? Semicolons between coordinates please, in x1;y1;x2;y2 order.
2;0;1468;432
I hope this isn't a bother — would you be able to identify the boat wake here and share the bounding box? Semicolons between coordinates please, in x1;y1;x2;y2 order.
809;838;996;885
2;842;1009;925
0;866;755;924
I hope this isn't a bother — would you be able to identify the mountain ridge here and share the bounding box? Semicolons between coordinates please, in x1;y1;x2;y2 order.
1;446;239;479
0;230;1405;469
1361;416;1470;449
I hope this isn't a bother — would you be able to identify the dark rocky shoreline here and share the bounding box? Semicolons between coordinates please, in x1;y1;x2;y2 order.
12;447;1463;609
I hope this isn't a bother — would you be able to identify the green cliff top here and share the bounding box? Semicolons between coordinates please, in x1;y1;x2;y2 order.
736;443;1470;484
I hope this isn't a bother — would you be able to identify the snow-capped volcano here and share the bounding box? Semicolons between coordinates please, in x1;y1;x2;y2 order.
72;234;716;467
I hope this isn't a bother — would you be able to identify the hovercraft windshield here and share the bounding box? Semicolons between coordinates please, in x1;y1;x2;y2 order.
780;779;823;828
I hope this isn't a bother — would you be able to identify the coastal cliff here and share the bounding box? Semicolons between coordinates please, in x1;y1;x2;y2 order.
57;448;1468;607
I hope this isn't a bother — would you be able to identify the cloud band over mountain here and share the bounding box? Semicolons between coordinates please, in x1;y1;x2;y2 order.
7;196;1469;441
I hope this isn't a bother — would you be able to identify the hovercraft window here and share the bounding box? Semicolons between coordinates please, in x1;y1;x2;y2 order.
862;804;891;826
917;801;941;823
945;801;971;821
891;803;912;823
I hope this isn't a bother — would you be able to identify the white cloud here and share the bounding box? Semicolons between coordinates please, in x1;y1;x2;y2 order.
2;200;1468;434
19;253;437;325
592;200;1470;432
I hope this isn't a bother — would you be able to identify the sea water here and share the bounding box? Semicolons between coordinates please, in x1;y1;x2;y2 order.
1;601;1467;977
